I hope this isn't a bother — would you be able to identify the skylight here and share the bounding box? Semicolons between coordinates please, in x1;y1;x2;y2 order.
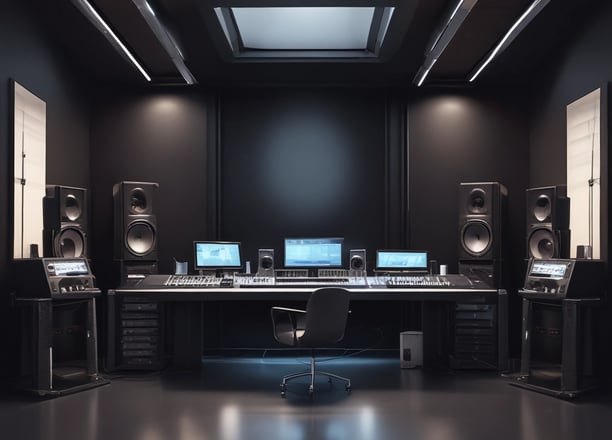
213;6;396;59
232;7;375;50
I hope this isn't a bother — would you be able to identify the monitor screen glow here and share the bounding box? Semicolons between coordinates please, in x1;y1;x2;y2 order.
376;250;428;271
194;241;242;270
284;238;343;268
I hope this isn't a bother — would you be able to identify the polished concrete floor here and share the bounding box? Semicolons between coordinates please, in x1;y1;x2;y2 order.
1;355;612;440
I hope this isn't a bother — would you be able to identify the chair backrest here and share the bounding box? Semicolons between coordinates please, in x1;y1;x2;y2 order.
298;287;351;347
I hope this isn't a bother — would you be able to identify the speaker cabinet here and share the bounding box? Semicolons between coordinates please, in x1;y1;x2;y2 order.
349;249;367;275
113;181;158;261
43;185;88;258
257;249;274;276
526;185;570;259
458;182;507;261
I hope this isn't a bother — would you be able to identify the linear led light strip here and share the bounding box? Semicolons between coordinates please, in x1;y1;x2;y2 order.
469;0;551;82
413;0;478;87
133;0;197;85
72;0;152;82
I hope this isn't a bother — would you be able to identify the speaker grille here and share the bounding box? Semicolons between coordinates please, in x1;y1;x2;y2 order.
125;221;157;257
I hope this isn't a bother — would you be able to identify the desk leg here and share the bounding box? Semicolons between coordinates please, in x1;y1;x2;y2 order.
86;298;99;376
172;302;203;369
34;301;53;392
519;298;532;376
561;300;578;391
421;301;449;371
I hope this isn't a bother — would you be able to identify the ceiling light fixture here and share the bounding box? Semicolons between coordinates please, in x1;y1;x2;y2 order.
413;0;478;87
132;0;197;85
71;0;152;82
469;0;551;82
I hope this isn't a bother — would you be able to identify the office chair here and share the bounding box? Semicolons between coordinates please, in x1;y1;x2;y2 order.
271;287;352;397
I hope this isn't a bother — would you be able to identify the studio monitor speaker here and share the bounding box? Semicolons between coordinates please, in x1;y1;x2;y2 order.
43;185;88;258
257;249;274;276
113;181;158;261
458;182;507;261
349;249;367;274
526;185;570;259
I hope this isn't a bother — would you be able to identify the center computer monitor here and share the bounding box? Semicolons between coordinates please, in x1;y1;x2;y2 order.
375;250;428;272
284;238;343;268
194;241;242;272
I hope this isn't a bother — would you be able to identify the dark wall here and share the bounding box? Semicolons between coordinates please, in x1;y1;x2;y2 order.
0;0;90;378
219;88;393;269
90;88;209;287
409;89;529;281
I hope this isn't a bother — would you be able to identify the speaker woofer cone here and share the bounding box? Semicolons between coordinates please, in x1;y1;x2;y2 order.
350;255;364;270
126;221;156;256
528;228;555;259
461;220;492;257
261;256;273;270
55;227;86;258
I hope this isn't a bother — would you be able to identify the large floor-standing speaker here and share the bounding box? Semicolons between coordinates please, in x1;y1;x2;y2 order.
455;182;508;371
458;181;508;288
526;185;570;259
43;185;88;258
113;181;158;262
112;182;161;371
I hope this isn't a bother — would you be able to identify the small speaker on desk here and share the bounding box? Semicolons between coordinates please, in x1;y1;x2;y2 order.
257;249;275;276
526;185;570;259
349;249;367;275
43;185;88;258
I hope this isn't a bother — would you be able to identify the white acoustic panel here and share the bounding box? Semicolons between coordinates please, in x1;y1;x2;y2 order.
567;88;600;259
13;81;46;258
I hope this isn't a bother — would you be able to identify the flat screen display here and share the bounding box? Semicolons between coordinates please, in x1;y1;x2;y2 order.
194;241;242;270
376;250;428;271
53;260;89;276
530;261;568;278
284;238;343;268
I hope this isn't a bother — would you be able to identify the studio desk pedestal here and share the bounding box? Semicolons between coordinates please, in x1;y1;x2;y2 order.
511;295;601;398
106;281;507;373
16;295;109;396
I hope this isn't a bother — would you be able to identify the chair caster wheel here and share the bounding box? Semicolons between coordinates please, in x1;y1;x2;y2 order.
281;391;286;398
345;385;352;393
308;385;314;395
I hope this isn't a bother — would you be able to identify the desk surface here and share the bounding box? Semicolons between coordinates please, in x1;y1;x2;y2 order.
110;283;500;302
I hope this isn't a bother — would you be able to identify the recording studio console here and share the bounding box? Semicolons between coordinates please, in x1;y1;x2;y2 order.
520;258;606;300
13;258;100;298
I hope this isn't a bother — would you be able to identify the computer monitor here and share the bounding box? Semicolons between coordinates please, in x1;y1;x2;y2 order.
284;238;343;268
194;241;242;272
375;250;428;272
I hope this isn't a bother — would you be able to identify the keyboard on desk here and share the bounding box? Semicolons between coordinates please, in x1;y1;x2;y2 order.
384;274;475;289
162;275;233;288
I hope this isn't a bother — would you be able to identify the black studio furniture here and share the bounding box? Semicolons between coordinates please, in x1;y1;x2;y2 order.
271;287;352;397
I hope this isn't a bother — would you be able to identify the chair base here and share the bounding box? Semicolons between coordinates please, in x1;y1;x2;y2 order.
280;355;351;397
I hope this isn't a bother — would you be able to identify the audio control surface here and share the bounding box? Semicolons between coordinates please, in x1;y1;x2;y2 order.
163;275;234;288
383;274;476;289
